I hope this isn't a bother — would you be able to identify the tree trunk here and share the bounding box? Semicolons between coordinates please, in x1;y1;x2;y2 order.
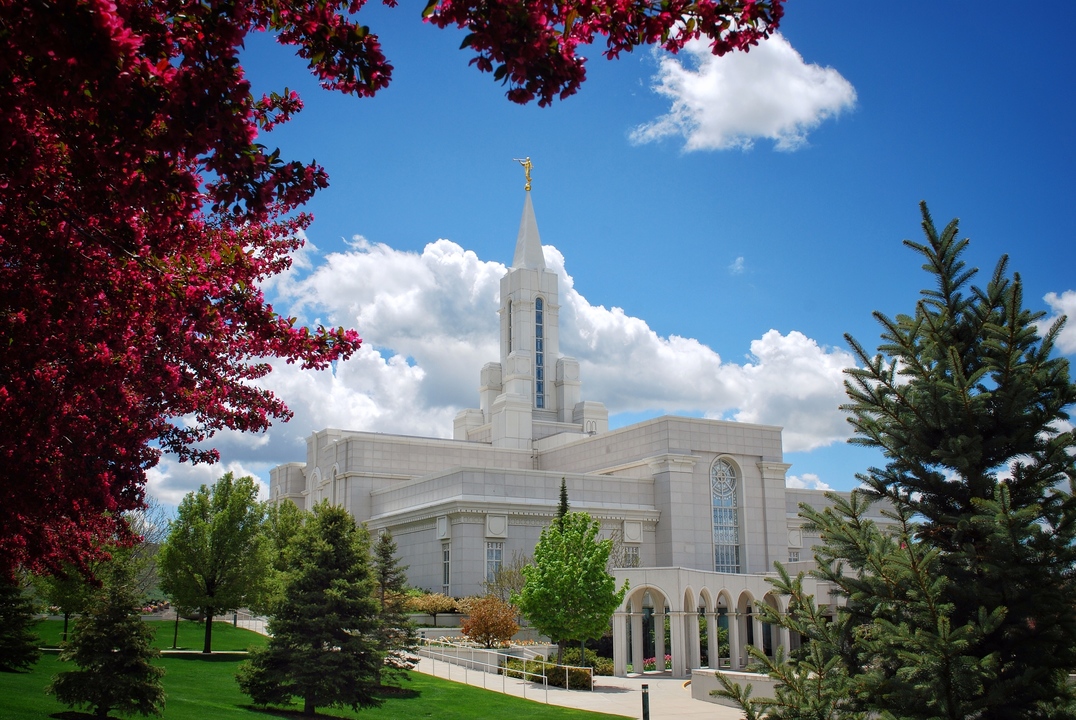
62;611;70;643
304;696;315;716
203;607;213;654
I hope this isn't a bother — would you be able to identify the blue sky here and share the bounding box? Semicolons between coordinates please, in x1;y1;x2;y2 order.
149;2;1076;503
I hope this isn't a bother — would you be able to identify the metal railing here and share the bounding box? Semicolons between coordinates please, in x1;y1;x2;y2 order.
417;637;595;703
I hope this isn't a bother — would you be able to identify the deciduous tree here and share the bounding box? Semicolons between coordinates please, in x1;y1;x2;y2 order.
253;499;307;615
0;0;781;579
158;473;269;654
717;203;1076;719
461;595;519;648
237;502;382;716
409;592;459;625
515;511;626;665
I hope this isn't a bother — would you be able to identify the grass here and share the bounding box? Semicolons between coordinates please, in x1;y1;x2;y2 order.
3;622;625;719
37;618;269;652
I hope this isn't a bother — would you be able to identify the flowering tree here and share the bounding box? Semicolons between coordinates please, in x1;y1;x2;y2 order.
461;594;519;648
427;0;785;106
0;0;782;580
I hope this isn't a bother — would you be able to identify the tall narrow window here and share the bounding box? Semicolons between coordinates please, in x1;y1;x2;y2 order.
534;297;544;408
711;459;741;573
486;541;504;583
506;300;512;353
442;542;451;595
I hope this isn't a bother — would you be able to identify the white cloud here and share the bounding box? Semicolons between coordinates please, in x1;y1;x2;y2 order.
146;238;858;504
728;256;745;274
1039;290;1076;355
786;473;832;491
630;33;856;152
146;457;271;508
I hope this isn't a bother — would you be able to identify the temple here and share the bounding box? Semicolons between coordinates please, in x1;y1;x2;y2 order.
269;180;884;677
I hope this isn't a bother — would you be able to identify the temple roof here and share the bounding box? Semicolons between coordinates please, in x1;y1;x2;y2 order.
511;191;545;270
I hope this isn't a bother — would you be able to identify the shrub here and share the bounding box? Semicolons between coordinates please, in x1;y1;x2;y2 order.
560;647;613;676
503;653;593;689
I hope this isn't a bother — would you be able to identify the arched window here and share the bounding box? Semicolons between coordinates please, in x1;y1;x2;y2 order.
534;297;545;408
506;300;512;353
711;459;741;573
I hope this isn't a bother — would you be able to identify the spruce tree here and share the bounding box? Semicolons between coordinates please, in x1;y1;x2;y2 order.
557;477;570;524
237;501;383;716
0;574;40;672
715;203;1076;719
48;568;165;718
371;530;416;683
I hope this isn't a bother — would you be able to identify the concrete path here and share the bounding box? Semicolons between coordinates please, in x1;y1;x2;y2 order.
414;657;745;720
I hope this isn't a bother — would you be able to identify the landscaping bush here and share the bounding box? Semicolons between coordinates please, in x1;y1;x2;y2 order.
502;654;593;690
560;647;613;676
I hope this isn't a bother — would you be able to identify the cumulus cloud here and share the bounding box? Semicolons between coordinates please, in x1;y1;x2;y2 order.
147;237;858;503
786;473;832;491
728;256;745;274
630;33;856;152
1039;290;1076;355
147;457;271;508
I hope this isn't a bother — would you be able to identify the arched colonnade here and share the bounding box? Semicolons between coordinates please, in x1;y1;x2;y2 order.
610;567;836;678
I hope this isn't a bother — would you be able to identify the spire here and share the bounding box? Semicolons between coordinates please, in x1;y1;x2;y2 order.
512;192;545;269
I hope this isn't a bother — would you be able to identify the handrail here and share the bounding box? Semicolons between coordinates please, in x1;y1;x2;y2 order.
417;637;595;702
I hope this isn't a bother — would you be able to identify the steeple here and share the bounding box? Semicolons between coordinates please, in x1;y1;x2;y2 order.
511;192;546;270
452;160;608;447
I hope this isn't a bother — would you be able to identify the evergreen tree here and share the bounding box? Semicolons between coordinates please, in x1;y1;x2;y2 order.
716;203;1076;719
158;472;269;653
48;566;165;719
557;477;570;524
237;502;382;716
371;530;416;683
0;574;40;672
515;511;626;665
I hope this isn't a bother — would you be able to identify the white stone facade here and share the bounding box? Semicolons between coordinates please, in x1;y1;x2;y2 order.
269;190;886;677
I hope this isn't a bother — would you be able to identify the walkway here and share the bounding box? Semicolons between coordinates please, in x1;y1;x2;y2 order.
414;658;745;720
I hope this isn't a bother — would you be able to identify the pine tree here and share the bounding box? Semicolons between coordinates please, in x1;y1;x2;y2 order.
371;530;417;684
48;568;165;719
237;502;383;716
715;203;1076;719
557;477;570;525
0;574;40;672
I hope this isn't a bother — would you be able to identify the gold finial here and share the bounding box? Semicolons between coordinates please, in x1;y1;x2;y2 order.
514;157;533;191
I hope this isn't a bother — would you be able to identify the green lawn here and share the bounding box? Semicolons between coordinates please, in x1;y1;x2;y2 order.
36;618;269;652
2;636;625;719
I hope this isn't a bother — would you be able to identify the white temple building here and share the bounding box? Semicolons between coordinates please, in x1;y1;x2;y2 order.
270;183;886;678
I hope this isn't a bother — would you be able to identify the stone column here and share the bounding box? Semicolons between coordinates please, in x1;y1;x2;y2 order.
705;612;719;668
777;623;791;656
753;613;765;658
727;612;741;670
631;612;645;675
653;609;666;672
684;611;701;671
669;611;686;677
613;611;628;676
